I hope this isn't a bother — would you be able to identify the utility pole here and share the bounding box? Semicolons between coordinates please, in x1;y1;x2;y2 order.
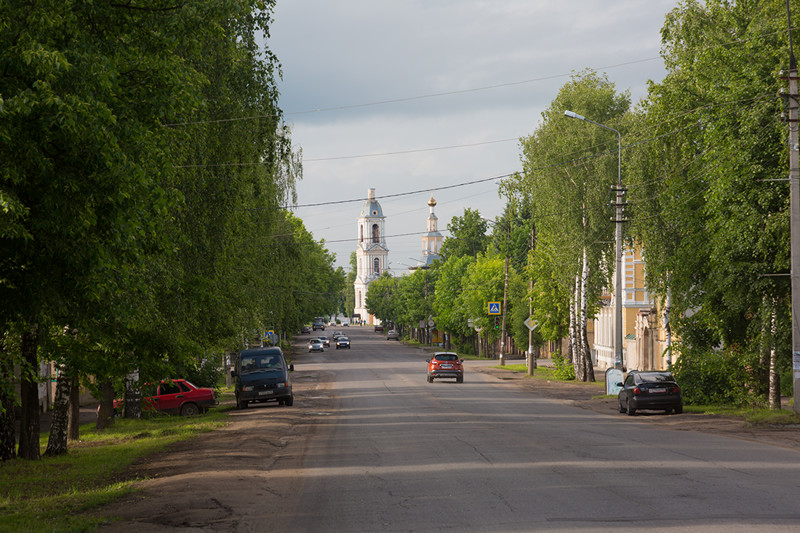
500;223;510;366
786;0;800;414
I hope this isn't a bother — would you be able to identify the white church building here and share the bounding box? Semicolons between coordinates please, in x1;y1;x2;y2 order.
353;188;388;325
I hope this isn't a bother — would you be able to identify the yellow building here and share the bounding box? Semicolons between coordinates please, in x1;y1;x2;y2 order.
592;244;671;371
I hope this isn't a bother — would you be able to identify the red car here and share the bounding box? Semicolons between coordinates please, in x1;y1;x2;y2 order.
110;379;218;417
426;352;464;383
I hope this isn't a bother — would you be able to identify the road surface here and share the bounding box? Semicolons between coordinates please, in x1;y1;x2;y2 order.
99;326;800;532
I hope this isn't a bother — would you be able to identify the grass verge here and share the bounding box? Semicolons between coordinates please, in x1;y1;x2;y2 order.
0;406;229;532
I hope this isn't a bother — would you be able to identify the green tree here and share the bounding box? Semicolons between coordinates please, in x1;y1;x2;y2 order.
628;0;791;403
433;255;475;350
515;70;629;380
439;208;489;260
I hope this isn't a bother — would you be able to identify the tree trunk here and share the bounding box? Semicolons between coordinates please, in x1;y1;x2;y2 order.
0;338;17;461
95;379;116;430
44;364;72;457
580;249;595;382
567;279;576;366
663;286;672;367
17;329;41;460
768;297;781;410
571;275;581;378
68;375;80;441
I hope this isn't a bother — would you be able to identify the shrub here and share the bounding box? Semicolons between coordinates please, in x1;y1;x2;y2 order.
552;353;575;381
671;343;754;406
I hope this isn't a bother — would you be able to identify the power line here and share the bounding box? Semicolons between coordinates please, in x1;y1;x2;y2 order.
163;26;793;128
283;171;518;209
303;138;520;162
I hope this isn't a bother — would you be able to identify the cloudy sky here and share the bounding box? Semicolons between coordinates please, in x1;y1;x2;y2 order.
267;1;678;273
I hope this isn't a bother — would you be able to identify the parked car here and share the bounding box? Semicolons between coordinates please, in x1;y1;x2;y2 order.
386;329;399;340
301;326;311;334
308;339;324;352
232;347;294;409
374;325;384;332
617;370;682;415
335;336;351;349
104;379;218;417
426;352;464;383
317;335;330;347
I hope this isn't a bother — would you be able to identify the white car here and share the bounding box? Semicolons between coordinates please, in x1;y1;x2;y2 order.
308;340;324;352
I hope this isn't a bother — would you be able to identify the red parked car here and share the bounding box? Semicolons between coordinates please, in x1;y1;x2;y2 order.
110;379;218;417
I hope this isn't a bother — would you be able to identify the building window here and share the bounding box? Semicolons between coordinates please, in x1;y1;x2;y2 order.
359;225;363;243
373;258;380;275
372;224;379;243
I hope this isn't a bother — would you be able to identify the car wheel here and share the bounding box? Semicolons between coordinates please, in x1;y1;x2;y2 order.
456;376;463;383
618;397;626;413
626;398;636;416
427;375;433;383
180;403;200;416
284;396;294;407
674;405;683;414
236;395;248;410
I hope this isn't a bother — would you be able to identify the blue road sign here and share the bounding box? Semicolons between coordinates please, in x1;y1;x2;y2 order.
488;302;501;315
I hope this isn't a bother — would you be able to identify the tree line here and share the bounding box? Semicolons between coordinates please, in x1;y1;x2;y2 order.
365;0;795;409
0;1;344;462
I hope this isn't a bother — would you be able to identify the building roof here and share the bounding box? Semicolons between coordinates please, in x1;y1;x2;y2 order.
360;188;384;218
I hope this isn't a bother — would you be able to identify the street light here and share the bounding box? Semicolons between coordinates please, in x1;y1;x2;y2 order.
564;110;624;369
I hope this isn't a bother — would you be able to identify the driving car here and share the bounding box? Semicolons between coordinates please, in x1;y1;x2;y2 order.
335;336;351;349
104;379;218;417
332;331;344;341
301;326;311;334
374;325;384;332
308;339;324;352
317;335;330;347
617;370;683;415
426;352;464;383
386;329;399;340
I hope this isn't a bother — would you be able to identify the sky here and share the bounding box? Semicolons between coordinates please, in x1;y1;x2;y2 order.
267;0;679;274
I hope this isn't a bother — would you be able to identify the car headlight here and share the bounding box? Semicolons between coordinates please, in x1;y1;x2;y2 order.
243;386;254;392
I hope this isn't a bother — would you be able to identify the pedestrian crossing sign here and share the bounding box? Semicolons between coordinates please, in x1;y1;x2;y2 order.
488;302;501;315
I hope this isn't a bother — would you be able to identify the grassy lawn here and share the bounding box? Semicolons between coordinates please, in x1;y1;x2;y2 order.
0;400;231;533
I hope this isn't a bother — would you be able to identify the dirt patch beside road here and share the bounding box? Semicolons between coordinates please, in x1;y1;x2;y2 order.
95;369;337;532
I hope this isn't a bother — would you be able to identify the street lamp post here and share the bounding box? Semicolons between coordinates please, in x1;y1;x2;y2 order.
564;110;624;369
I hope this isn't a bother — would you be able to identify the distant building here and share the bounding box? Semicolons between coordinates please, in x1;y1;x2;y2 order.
353;188;388;324
410;194;442;270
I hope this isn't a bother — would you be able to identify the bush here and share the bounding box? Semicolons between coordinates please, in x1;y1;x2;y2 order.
671;344;754;406
552;353;575;381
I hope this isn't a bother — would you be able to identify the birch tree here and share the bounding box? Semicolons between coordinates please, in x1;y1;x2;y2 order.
516;71;629;380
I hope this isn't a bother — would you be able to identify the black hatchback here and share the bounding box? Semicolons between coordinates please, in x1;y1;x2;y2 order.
618;371;682;416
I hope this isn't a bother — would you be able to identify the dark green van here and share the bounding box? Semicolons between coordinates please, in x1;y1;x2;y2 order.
232;347;294;409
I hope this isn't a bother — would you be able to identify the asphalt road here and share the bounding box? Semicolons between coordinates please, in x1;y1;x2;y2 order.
98;326;800;532
279;327;800;532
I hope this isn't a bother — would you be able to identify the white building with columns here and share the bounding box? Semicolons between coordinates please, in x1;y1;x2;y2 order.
353;188;388;324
